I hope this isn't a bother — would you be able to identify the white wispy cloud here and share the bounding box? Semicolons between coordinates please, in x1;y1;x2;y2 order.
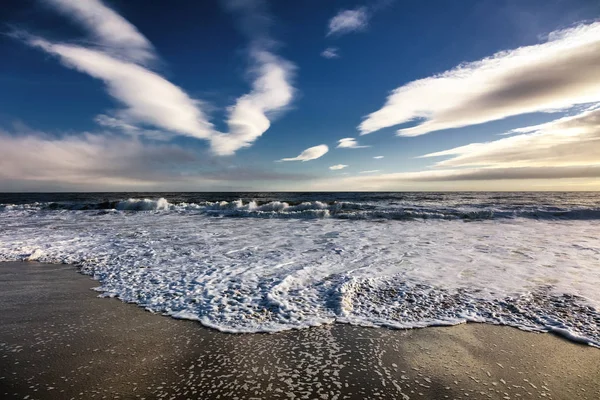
359;22;600;137
321;47;339;59
329;164;348;170
26;37;214;140
309;165;600;191
322;106;600;188
421;106;600;169
20;0;295;157
44;0;155;64
360;170;380;174
327;7;369;36
279;145;329;162
210;0;296;156
336;137;369;149
94;114;169;140
211;49;295;155
352;166;600;183
373;155;384;159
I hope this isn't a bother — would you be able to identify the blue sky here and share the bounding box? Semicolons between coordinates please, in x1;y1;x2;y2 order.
1;0;599;191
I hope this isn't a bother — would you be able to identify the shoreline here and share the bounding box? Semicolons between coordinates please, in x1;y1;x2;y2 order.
1;261;599;399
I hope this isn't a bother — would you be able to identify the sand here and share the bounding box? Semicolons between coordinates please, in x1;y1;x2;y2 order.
1;261;598;400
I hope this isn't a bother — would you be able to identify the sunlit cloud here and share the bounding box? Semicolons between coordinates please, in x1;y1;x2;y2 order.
359;22;600;137
210;0;296;155
94;114;169;141
19;0;295;156
211;49;295;155
279;145;329;162
321;47;339;59
329;164;348;170
337;137;369;149
421;106;600;168
310;165;600;191
0;128;314;191
358;166;600;182
25;37;214;140
0;130;195;188
373;155;384;159
309;106;600;190
327;7;369;36
44;0;155;64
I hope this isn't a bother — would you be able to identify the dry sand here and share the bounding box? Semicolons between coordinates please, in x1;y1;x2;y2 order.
1;262;598;399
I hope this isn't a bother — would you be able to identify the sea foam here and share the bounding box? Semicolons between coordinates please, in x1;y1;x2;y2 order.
0;206;599;346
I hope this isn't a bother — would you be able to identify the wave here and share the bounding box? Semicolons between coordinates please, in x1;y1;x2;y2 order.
3;197;600;221
1;204;599;346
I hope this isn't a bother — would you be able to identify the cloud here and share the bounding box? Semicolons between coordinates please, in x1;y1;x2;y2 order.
329;164;348;170
373;155;384;159
279;145;329;162
0;131;196;188
327;7;369;36
353;166;600;183
44;0;155;64
26;37;214;140
421;106;600;168
209;0;297;155
211;49;295;155
319;106;600;189
307;105;600;190
359;22;600;137
0;128;314;191
321;47;339;59
94;114;170;140
18;0;295;157
336;137;369;149
309;165;600;191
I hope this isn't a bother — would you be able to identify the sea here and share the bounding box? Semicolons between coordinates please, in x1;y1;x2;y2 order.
0;192;599;346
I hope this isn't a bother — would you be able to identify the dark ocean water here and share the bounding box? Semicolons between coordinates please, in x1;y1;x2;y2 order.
1;192;599;220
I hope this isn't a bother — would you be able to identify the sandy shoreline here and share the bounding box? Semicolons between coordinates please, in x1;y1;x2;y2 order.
1;262;598;399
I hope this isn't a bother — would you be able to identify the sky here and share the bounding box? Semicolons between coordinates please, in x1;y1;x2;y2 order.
1;0;599;191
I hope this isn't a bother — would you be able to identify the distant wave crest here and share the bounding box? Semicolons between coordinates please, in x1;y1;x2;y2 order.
2;197;600;221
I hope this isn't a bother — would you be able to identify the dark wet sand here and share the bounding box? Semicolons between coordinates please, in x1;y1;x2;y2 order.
1;262;599;400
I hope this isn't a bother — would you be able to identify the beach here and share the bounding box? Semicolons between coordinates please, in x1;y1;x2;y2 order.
1;261;598;400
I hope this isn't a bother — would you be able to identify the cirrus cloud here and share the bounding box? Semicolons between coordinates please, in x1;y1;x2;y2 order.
43;0;155;64
19;0;295;157
421;106;600;169
211;48;295;155
210;0;296;155
359;22;600;137
329;164;348;170
327;7;369;36
337;137;369;149
26;37;214;140
321;47;339;59
279;145;329;162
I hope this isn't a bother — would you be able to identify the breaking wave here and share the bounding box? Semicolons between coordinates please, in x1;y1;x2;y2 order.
2;197;600;221
1;192;599;346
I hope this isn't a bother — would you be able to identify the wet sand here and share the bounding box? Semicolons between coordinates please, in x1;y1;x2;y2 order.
1;262;598;400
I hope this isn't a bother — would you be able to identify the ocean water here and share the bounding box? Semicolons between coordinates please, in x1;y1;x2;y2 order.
0;192;599;346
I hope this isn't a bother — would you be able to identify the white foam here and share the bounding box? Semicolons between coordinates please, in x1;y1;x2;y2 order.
0;210;598;345
116;198;171;211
